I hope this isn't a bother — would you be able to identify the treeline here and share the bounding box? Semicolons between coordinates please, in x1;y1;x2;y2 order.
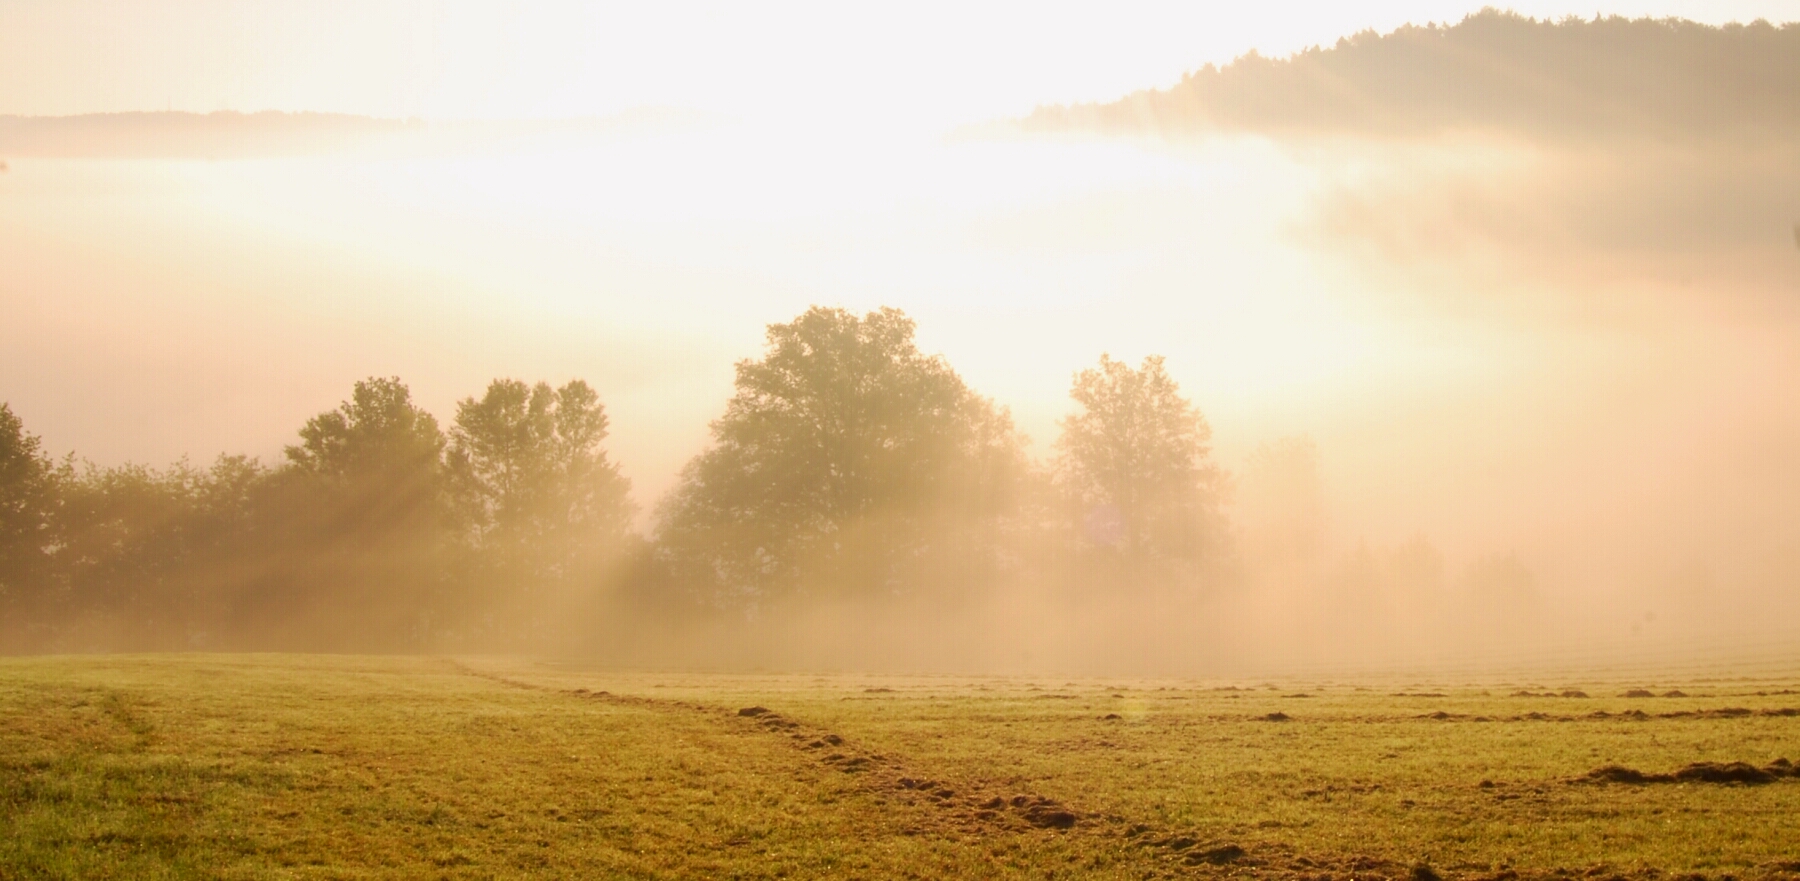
1;373;634;652
0;307;1233;654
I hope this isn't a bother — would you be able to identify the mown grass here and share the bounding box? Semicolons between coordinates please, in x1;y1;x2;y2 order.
2;655;1797;880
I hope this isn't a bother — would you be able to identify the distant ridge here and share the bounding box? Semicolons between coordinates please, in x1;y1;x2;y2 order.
0;111;419;158
1023;11;1800;142
0;108;706;158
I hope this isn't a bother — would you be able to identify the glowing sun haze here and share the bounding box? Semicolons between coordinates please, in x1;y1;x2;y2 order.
3;1;1796;123
4;1;1800;661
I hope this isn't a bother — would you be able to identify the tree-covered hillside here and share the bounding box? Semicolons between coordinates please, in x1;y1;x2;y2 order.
1026;11;1800;141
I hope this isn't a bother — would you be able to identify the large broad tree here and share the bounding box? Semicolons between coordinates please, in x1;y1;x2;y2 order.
1054;354;1226;586
272;376;448;648
657;306;1023;608
446;378;634;613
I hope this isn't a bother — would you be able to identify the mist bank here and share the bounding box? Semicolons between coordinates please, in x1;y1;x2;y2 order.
1019;10;1800;305
5;306;1795;674
988;9;1800;666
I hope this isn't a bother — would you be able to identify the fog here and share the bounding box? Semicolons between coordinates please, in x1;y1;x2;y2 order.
3;9;1798;675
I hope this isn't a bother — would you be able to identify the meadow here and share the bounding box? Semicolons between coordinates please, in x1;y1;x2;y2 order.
2;654;1798;880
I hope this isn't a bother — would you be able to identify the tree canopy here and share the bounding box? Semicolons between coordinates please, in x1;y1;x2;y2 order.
286;376;445;485
656;306;1023;607
1055;354;1225;584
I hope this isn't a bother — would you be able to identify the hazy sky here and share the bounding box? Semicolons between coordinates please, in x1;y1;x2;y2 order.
3;1;1798;124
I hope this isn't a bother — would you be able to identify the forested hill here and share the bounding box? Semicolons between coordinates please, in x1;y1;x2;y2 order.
1022;11;1800;142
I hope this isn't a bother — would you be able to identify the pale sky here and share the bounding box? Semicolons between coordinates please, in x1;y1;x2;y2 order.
2;1;1797;125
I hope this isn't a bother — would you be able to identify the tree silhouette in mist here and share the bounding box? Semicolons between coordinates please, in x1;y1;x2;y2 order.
656;306;1024;609
447;379;635;640
0;404;59;633
1054;354;1226;588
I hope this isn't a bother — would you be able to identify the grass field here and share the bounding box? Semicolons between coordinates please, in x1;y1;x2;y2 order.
3;655;1798;880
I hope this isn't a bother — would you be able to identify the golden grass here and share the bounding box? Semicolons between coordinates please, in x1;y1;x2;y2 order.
3;654;1798;880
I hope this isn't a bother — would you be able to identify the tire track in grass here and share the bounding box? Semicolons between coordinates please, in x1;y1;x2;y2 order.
448;661;1086;834
449;664;1790;881
449;663;1358;877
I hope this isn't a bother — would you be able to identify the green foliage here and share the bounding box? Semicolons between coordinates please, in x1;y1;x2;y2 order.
285;376;445;482
51;458;262;638
1054;354;1226;585
657;306;1025;608
448;379;633;563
